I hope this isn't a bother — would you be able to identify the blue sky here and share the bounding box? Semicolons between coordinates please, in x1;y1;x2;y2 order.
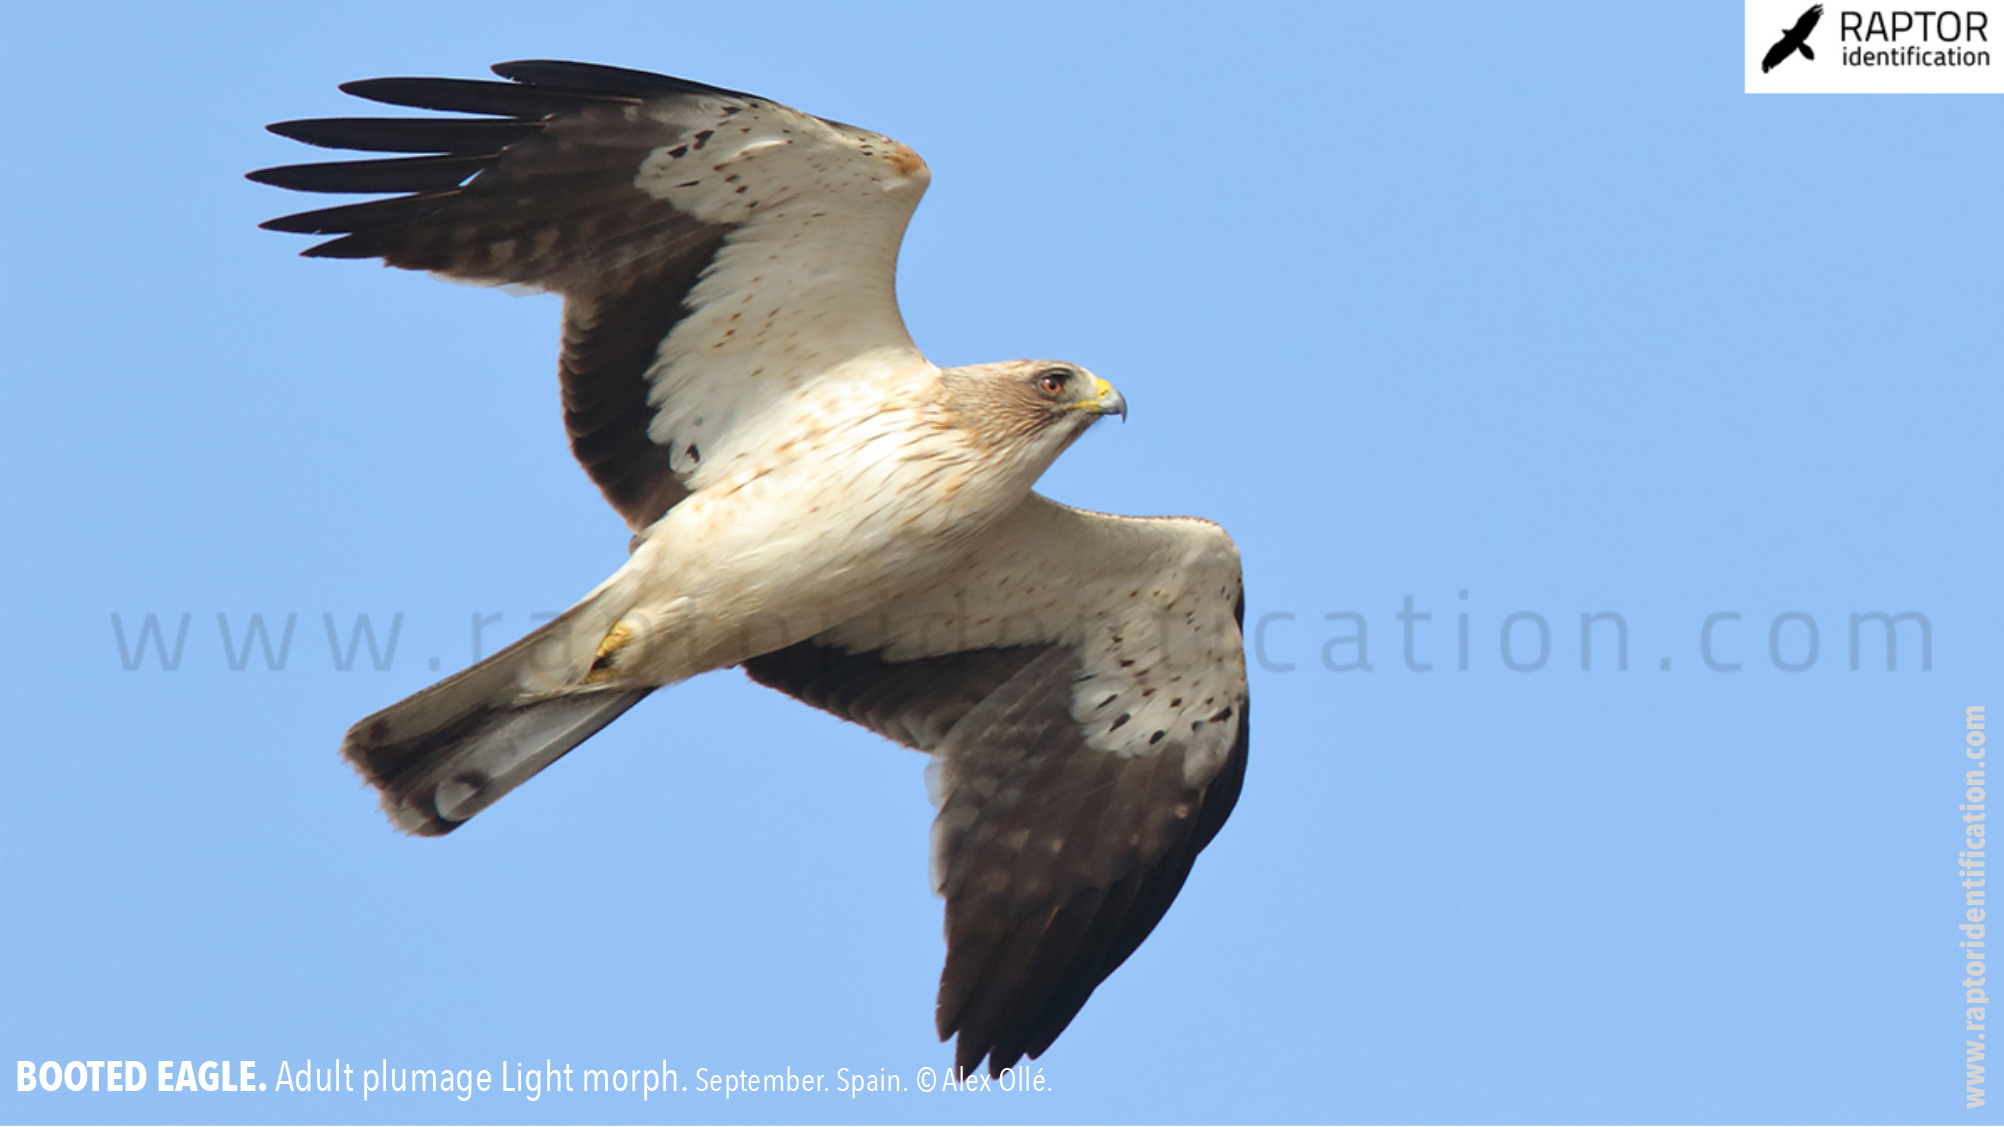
3;2;1999;1124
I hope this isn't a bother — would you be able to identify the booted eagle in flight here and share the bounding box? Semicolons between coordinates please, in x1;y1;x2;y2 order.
253;60;1249;1077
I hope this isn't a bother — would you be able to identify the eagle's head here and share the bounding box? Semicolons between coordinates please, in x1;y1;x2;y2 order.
943;358;1126;456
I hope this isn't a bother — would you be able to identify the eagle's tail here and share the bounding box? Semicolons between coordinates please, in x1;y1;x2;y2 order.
339;593;654;836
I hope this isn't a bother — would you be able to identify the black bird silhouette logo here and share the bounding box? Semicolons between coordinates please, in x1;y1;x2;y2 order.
1763;4;1824;72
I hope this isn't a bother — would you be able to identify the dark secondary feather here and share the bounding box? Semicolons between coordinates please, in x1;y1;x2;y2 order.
249;61;754;530
745;639;1248;1077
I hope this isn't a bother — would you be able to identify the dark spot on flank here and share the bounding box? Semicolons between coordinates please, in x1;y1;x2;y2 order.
1170;698;1183;708
1210;706;1234;722
667;145;688;158
1149;730;1166;745
686;443;700;463
1109;713;1131;731
1099;694;1118;708
692;129;715;149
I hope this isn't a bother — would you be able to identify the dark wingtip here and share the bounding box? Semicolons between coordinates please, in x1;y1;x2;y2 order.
491;58;669;85
491;59;752;101
265;118;331;145
298;239;386;260
247;153;490;196
261;116;542;155
336;76;609;119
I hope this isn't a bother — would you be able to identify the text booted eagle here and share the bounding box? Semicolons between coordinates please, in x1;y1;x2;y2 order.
253;61;1249;1076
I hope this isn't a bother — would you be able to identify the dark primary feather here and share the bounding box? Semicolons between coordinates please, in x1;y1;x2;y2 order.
338;76;616;119
247;153;492;195
250;61;751;530
263;116;543;155
257;191;460;238
490;59;747;100
745;640;1248;1077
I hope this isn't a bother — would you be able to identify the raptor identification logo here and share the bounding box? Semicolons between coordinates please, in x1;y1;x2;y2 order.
1745;0;2004;90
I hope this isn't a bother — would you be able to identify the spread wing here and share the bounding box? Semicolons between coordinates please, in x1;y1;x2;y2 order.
251;61;933;531
1792;4;1823;38
744;495;1250;1076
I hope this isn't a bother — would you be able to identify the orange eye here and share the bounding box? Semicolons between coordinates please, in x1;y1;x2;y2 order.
1038;370;1068;396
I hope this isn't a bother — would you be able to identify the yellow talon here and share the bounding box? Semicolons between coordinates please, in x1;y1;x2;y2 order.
585;622;634;683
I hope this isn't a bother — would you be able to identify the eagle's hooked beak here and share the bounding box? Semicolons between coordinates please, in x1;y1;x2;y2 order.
1089;377;1128;422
